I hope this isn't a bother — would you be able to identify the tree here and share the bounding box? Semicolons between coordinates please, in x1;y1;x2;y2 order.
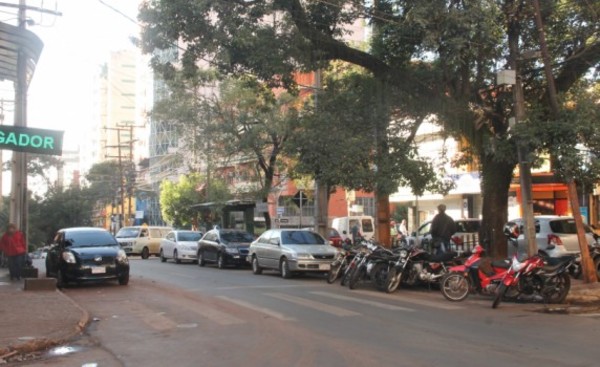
159;173;231;228
86;160;136;206
140;0;600;256
153;73;300;229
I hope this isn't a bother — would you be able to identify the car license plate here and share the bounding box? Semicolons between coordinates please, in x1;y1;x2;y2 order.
91;266;106;274
319;264;330;271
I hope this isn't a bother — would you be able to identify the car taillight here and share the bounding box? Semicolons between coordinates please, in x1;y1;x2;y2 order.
548;234;563;246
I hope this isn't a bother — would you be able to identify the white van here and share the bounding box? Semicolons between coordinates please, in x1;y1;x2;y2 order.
115;226;172;259
331;216;375;241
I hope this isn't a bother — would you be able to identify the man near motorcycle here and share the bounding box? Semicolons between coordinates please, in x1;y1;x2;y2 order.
430;204;456;255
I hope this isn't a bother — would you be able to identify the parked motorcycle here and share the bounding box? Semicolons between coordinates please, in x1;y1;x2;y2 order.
440;245;511;302
383;244;460;294
347;241;395;290
492;224;575;308
327;243;356;284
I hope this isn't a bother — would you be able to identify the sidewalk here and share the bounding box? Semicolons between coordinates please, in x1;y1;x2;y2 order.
0;268;89;360
540;279;600;314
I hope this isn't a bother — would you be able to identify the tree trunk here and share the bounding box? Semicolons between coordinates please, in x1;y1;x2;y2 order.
479;153;515;259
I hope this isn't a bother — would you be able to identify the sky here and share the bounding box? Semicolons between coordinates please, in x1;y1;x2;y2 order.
0;0;143;193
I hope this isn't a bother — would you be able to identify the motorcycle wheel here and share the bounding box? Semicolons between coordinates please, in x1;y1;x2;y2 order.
385;268;401;294
327;263;343;284
349;267;366;290
544;272;571;304
440;273;470;302
370;263;389;292
492;284;508;309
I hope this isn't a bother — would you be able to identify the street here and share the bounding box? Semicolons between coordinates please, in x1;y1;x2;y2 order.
22;257;600;367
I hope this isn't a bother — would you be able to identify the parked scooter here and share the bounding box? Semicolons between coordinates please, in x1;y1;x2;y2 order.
440;245;511;302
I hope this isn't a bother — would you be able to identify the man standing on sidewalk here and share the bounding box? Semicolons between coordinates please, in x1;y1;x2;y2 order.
430;204;456;255
0;224;27;281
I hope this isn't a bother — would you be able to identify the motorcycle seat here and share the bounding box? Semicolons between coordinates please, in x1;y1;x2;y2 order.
491;260;511;269
428;252;456;263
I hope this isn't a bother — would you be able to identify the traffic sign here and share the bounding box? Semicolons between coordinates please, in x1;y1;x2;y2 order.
292;191;308;208
277;206;285;216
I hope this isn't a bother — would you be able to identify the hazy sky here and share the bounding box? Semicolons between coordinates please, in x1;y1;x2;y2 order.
0;0;142;193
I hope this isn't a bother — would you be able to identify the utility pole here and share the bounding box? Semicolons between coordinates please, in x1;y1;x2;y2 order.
11;0;29;241
506;1;537;257
531;0;596;282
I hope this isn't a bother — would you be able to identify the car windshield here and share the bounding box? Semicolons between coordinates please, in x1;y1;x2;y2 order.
65;231;118;247
221;231;254;243
281;231;325;245
178;231;202;242
115;228;139;238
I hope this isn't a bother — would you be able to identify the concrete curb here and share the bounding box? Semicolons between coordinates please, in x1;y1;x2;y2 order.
537;304;600;315
0;290;90;358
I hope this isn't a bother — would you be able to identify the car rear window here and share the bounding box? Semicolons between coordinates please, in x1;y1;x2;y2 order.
456;221;481;233
549;219;577;234
221;231;255;243
179;232;202;241
281;231;325;245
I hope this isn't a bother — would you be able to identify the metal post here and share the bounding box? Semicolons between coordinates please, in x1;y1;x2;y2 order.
507;3;537;257
10;0;29;247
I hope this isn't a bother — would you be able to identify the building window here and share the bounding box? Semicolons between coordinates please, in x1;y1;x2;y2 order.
355;197;376;217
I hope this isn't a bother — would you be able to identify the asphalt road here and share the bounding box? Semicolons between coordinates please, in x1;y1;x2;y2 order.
24;257;600;367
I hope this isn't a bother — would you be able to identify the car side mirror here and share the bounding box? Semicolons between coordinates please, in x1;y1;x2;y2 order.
342;231;347;235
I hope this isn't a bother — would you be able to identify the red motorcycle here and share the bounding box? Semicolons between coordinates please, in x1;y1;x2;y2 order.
440;245;511;302
492;251;574;309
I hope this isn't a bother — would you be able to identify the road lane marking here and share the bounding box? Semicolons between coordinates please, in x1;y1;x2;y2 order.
128;302;178;331
350;290;463;310
216;284;326;290
216;296;296;322
190;306;246;326
264;292;360;317
310;291;415;312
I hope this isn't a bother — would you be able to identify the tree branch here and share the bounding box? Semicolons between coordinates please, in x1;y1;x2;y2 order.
278;0;391;76
554;41;600;93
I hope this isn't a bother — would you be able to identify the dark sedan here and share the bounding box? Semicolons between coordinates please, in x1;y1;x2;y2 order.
45;227;130;287
197;229;255;269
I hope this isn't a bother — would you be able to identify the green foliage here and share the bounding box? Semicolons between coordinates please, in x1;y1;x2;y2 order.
86;161;136;205
159;173;231;228
28;186;95;246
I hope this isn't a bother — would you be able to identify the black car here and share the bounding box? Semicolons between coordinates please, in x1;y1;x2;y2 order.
197;229;255;268
45;227;130;287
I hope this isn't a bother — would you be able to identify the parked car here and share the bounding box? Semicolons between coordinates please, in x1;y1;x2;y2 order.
45;227;129;287
248;229;338;278
406;218;481;252
505;216;597;258
159;230;203;264
328;227;344;247
115;225;172;259
197;229;255;268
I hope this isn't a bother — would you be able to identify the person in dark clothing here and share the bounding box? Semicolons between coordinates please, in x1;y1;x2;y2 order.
430;204;456;255
0;223;27;281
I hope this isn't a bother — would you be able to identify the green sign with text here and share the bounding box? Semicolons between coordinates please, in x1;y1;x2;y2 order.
0;125;64;156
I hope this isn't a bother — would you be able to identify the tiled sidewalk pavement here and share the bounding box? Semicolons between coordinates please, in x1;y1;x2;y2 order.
0;268;88;360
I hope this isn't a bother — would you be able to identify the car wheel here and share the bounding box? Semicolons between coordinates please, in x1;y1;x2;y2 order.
280;258;292;279
141;247;150;260
198;251;206;267
174;250;181;264
118;273;129;286
217;253;226;269
160;250;166;263
252;256;263;275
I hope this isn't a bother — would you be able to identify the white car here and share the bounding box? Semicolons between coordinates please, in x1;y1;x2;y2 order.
506;216;597;258
159;230;203;264
406;218;481;252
